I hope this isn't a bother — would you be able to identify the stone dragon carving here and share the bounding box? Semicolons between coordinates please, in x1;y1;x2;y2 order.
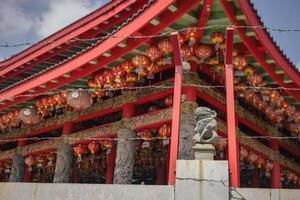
193;107;218;144
9;154;24;182
53;144;73;183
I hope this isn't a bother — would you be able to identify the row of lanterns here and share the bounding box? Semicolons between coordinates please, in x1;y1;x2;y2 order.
281;169;300;187
24;153;56;172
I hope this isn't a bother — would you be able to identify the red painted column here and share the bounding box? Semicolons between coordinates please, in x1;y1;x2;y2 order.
122;102;136;118
63;121;73;135
18;140;32;182
105;144;116;184
168;32;183;185
271;140;282;188
225;27;240;187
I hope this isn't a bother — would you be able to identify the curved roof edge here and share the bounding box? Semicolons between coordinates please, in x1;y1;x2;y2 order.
0;0;118;68
238;0;300;87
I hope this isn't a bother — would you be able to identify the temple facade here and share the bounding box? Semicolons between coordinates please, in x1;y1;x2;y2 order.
0;0;299;196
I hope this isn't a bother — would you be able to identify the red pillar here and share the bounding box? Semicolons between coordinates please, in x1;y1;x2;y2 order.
63;121;73;135
105;144;116;184
122;102;136;118
271;140;282;188
168;32;183;185
225;27;240;187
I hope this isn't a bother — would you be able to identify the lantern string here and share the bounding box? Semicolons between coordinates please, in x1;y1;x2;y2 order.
1;83;300;102
1;24;300;48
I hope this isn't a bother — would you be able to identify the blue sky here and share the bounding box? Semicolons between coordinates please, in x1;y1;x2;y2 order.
0;0;300;69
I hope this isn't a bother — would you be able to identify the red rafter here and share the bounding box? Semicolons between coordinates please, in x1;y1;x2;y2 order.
0;0;200;111
220;0;300;101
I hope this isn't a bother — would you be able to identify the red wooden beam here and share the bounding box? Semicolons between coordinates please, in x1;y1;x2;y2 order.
168;32;183;185
238;0;300;87
220;0;300;101
225;27;240;187
0;0;131;72
198;0;214;37
0;0;200;111
0;1;146;84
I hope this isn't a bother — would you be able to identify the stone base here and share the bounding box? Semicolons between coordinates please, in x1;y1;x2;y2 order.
192;144;216;160
175;160;229;200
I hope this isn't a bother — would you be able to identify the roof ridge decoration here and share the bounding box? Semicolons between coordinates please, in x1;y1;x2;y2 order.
0;0;122;68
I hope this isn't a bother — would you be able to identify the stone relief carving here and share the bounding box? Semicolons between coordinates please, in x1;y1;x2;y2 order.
193;107;218;144
9;154;24;182
179;115;195;160
113;129;136;184
53;144;73;183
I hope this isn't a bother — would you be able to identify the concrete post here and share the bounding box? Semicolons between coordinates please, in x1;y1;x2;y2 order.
113;128;136;184
53;144;73;183
9;154;25;182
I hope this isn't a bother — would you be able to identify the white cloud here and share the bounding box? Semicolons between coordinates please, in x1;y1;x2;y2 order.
0;0;35;38
36;0;98;38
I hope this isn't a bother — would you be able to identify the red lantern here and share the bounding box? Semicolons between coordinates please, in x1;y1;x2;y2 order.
139;129;153;140
103;69;115;84
247;74;264;86
179;33;186;45
248;151;258;164
126;72;138;83
243;66;256;76
112;65;126;82
185;27;199;45
210;32;225;45
95;73;105;87
233;55;248;70
265;107;276;121
146;45;161;61
164;95;173;107
265;160;274;172
214;137;227;151
67;89;93;111
121;60;135;73
145;62;159;76
158;39;173;56
269;90;280;103
87;78;97;88
132;54;150;68
158;124;171;138
74;144;85;162
194;44;213;61
181;44;194;60
88;141;99;154
19;107;41;125
240;147;248;161
232;48;239;57
102;140;113;149
284;105;296;116
292;111;300;123
35;155;45;168
256;156;266;169
25;156;35;172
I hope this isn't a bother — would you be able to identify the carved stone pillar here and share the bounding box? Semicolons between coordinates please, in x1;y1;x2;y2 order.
53;144;73;183
113;128;136;184
179;115;195;160
9;154;24;182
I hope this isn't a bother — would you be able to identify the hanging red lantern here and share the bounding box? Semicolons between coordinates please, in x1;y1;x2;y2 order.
102;140;113;149
243;66;256;76
25;156;35;172
284;105;296;116
157;39;173;56
74;144;85;162
256;156;266;169
164;95;173;107
158;124;171;138
94;73;105;87
240;147;248;161
67;89;93;111
214;137;228;151
210;32;225;45
233;55;248;70
132;54;150;68
248;151;258;164
112;64;126;82
121;60;135;73
139;129;153;141
185;27;199;46
88;141;99;154
103;69;115;85
232;48;239;57
292;111;300;123
145;62;159;77
179;33;186;45
146;45;161;61
126;72;138;83
247;74;264;86
269;90;280;103
46;154;56;167
19;107;41;125
265;107;276;121
194;44;213;61
181;44;194;60
87;78;97;88
35;155;45;168
265;160;274;172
